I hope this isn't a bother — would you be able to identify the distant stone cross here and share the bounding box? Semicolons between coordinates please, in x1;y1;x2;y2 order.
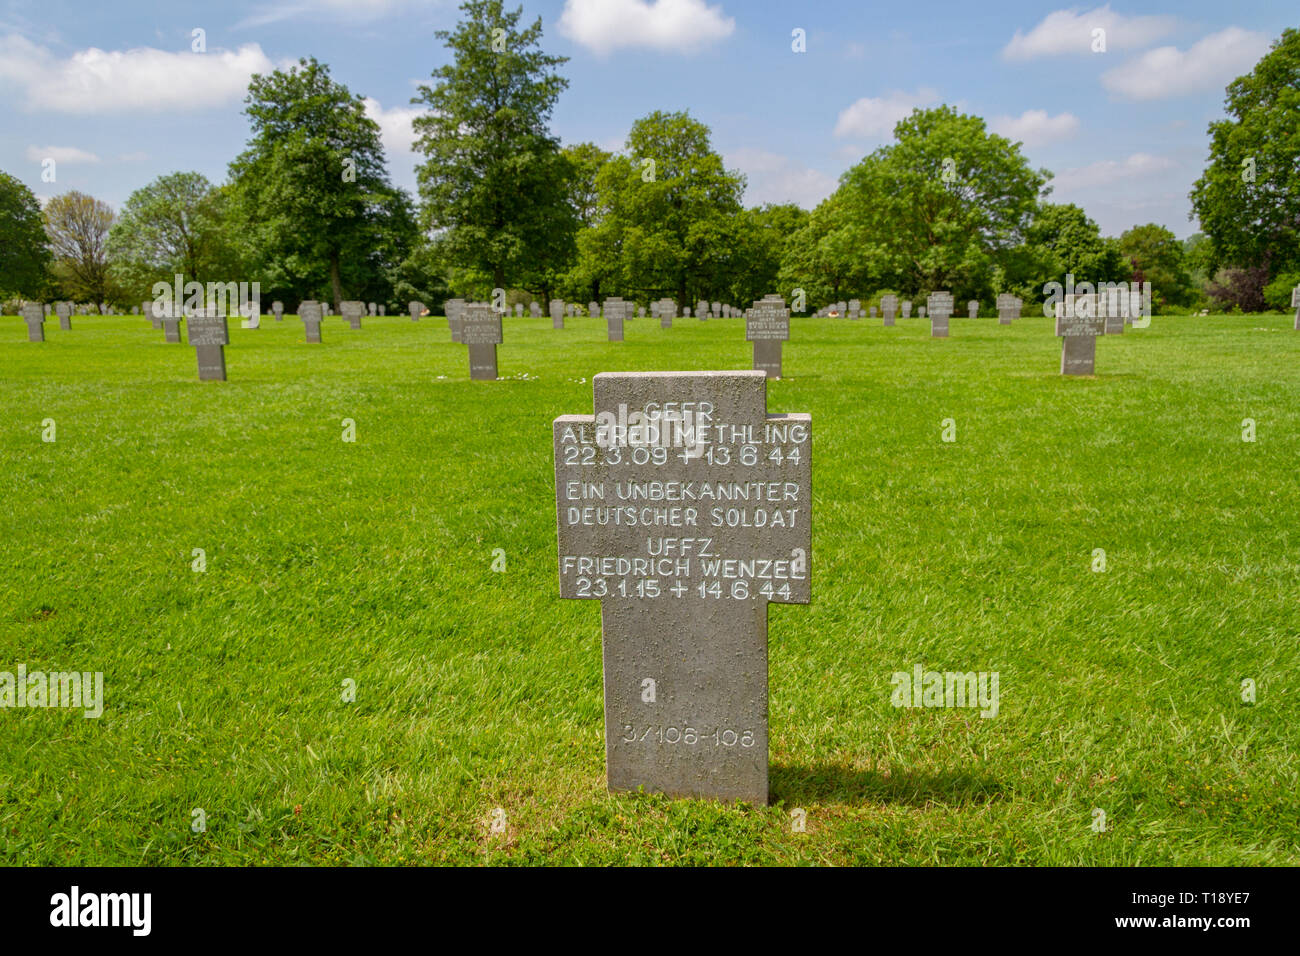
445;299;467;342
461;303;502;380
409;300;425;322
20;303;44;342
1056;295;1105;375
554;370;811;803
55;301;73;331
880;295;897;326
299;301;324;343
747;294;790;379
272;301;284;321
604;297;627;341
968;300;979;319
1293;285;1300;331
996;293;1022;325
550;299;565;329
927;292;954;338
341;301;365;330
188;309;229;381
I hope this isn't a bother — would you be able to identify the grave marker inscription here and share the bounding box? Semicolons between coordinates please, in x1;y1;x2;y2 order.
553;370;811;803
462;303;503;380
1056;297;1105;375
927;292;953;338
188;311;230;381
746;296;790;379
299;301;324;343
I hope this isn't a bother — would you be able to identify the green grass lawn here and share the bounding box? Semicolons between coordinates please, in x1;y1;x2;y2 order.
1;309;1296;865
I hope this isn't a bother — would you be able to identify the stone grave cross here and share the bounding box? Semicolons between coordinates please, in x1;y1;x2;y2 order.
554;370;811;803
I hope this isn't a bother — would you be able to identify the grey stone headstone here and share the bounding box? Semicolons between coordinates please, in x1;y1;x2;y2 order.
996;292;1018;325
462;303;502;380
1056;299;1104;375
880;295;898;327
409;300;424;321
272;301;284;320
550;299;565;329
638;306;646;318
589;301;600;318
747;296;789;379
711;301;721;318
299;301;323;343
188;311;229;381
530;301;541;317
553;370;811;804
869;306;877;319
515;303;524;317
918;305;927;319
603;297;626;342
379;305;386;316
367;302;377;316
445;298;467;342
927;292;953;338
55;301;73;331
20;303;44;342
1292;285;1300;330
901;300;912;319
659;298;675;329
1095;287;1131;335
968;300;979;319
341;301;365;329
683;307;691;318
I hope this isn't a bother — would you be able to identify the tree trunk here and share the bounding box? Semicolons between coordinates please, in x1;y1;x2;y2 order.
330;252;343;314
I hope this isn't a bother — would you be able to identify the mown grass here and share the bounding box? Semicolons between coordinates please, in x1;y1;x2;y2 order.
0;309;1296;865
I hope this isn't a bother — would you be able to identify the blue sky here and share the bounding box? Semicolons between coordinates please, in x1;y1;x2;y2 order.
0;0;1290;239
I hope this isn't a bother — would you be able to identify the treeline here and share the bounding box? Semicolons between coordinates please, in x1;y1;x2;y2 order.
1;4;1296;316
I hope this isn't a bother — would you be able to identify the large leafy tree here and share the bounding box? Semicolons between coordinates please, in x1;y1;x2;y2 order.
412;0;574;292
44;191;116;303
1189;29;1300;278
0;170;51;298
229;57;411;311
1117;223;1196;308
836;106;1049;300
106;172;238;303
576;110;745;305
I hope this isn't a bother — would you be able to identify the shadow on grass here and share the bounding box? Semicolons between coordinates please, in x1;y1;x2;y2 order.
771;763;1005;808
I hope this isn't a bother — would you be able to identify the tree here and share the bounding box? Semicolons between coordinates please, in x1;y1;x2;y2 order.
1189;29;1300;278
835;106;1049;301
0;170;51;298
1117;223;1196;308
412;0;574;292
228;57;409;312
106;172;238;304
44;191;116;303
778;195;861;307
574;110;745;305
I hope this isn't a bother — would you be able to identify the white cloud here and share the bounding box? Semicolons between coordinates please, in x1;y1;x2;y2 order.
0;34;276;113
25;145;100;164
1051;152;1174;191
1002;5;1176;60
833;88;939;140
1100;27;1271;100
991;109;1080;147
727;148;838;209
558;0;735;55
363;97;423;157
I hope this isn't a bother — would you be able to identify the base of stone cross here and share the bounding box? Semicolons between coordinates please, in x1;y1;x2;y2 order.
195;344;227;381
1061;336;1097;376
660;318;671;329
753;340;782;379
1105;315;1124;335
553;318;564;329
931;317;949;338
883;315;895;327
601;598;770;804
1294;308;1299;331
59;318;71;331
163;321;181;344
468;343;498;380
607;326;623;342
27;325;44;342
348;319;361;330
999;317;1012;326
305;323;322;344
